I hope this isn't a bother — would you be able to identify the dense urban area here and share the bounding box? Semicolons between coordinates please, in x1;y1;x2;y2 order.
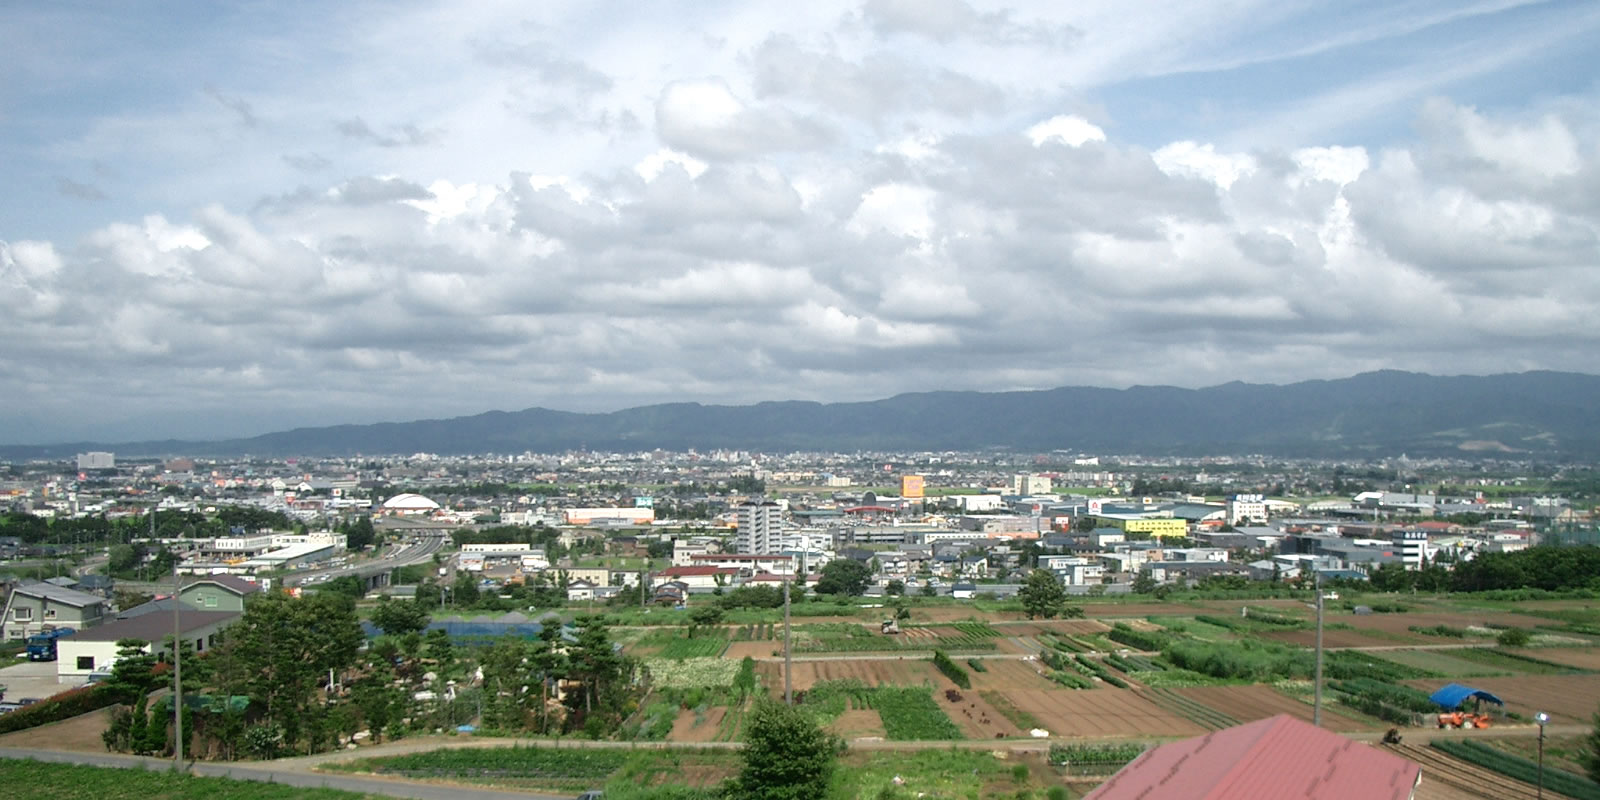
1;449;1599;798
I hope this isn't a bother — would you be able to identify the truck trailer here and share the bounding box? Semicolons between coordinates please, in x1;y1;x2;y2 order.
24;627;76;661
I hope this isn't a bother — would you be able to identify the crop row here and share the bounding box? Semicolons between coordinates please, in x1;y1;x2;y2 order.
370;747;627;780
932;649;971;689
1430;740;1600;800
658;637;730;659
872;687;964;741
1107;623;1171;651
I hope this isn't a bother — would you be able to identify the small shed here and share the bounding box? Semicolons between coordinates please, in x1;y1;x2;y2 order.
1428;683;1505;711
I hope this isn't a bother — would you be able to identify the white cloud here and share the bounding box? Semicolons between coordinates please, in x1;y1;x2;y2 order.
1026;115;1106;148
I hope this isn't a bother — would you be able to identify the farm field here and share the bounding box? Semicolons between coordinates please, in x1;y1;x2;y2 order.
1172;685;1375;732
1342;611;1548;635
1263;627;1422;648
1510;647;1600;671
1001;619;1112;636
1402;674;1600;725
758;658;945;692
1367;648;1514;677
965;658;1062;691
990;688;1207;737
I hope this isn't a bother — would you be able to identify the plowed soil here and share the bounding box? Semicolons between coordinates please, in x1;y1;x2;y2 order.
1509;647;1600;670
725;640;779;659
670;706;727;743
1001;620;1112;636
1347;612;1547;635
1387;743;1567;800
1172;685;1375;732
966;659;1060;691
1402;674;1600;725
939;688;1024;739
828;709;885;740
990;688;1206;737
758;658;944;693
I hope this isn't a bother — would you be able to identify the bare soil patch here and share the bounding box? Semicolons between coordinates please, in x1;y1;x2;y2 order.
1509;647;1600;670
1173;685;1374;732
1263;628;1418;648
762;658;945;694
993;688;1205;738
967;660;1059;691
828;709;885;740
724;641;778;659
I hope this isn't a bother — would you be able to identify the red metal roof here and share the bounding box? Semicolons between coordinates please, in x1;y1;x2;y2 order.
658;566;739;577
1084;714;1420;800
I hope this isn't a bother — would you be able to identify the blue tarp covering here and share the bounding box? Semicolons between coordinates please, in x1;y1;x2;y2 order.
1430;683;1505;709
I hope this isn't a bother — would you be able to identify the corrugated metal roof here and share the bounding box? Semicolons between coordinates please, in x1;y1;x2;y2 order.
1085;714;1420;800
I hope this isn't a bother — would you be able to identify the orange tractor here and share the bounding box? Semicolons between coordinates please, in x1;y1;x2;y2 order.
1436;711;1493;729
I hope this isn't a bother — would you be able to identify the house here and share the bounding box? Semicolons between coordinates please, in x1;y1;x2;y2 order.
55;610;241;682
3;582;109;641
179;575;263;612
959;555;989;578
1085;714;1419;800
653;566;738;591
566;580;600;602
653;581;688;605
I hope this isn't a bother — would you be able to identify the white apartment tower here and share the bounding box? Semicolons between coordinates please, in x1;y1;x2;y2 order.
736;500;782;555
1012;473;1052;495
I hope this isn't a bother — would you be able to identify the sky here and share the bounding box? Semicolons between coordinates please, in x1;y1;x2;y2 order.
2;0;1599;444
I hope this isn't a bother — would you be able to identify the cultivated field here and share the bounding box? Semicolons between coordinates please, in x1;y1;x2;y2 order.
1369;648;1515;677
1510;647;1600;671
1001;620;1112;636
758;658;945;692
1342;611;1548;635
965;659;1062;691
1263;628;1421;648
1172;685;1374;732
989;688;1207;737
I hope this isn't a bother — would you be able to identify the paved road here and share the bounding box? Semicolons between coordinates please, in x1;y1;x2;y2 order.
285;533;447;588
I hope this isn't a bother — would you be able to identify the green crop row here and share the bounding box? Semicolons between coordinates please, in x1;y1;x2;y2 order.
932;649;972;689
369;746;627;780
873;687;964;741
1108;623;1170;651
1431;740;1600;800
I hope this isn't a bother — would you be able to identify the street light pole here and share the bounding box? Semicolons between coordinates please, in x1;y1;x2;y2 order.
172;558;183;770
1536;712;1549;799
1313;569;1324;728
783;563;792;706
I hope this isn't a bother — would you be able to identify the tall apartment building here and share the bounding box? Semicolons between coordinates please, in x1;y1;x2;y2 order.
1392;530;1428;570
736;500;782;555
1012;473;1052;495
76;452;115;471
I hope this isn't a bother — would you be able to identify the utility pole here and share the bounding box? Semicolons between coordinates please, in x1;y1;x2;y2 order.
1312;569;1324;727
783;556;792;706
172;558;183;769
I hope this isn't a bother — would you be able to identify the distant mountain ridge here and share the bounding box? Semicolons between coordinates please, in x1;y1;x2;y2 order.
5;370;1599;459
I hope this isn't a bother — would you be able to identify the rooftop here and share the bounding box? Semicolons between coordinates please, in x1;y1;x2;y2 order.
68;610;241;642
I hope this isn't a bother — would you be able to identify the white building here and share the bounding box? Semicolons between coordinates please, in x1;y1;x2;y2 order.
1392;530;1428;570
735;500;782;555
1227;494;1268;525
1012;474;1053;495
55;610;239;682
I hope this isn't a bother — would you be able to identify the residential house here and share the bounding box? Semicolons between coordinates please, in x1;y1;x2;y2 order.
3;582;108;641
959;555;989;579
566;580;600;602
179;575;263;612
653;566;738;591
55;610;241;682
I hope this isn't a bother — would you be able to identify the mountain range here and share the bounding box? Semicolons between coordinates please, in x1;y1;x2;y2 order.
5;370;1599;460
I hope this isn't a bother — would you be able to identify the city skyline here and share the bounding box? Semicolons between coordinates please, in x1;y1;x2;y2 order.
3;1;1598;443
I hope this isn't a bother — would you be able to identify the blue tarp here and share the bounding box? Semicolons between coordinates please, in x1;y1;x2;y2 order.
1429;683;1505;710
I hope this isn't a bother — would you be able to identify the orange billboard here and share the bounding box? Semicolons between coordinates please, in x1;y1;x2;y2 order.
900;475;925;499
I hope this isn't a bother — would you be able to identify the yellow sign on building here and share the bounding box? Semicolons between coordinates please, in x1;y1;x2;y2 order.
900;475;925;499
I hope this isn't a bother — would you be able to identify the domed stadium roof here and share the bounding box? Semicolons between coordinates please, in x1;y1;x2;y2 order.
380;492;440;511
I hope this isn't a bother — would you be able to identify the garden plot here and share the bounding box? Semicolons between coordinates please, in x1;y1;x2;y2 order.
1373;648;1515;677
669;705;730;743
1263;628;1425;648
1402;674;1600;725
966;659;1061;691
1002;620;1113;636
939;687;1024;739
993;688;1207;737
1509;647;1600;671
1173;685;1374;732
759;658;945;693
1348;611;1548;636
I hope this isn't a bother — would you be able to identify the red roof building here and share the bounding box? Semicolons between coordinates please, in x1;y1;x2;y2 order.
1085;714;1421;800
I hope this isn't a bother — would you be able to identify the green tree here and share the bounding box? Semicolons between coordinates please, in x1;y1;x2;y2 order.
1018;569;1068;620
814;559;871;596
884;579;905;596
688;604;724;637
735;699;839;800
1131;569;1157;595
212;591;363;754
920;581;936;597
371;596;431;636
104;638;161;702
344;516;376;551
1496;628;1531;648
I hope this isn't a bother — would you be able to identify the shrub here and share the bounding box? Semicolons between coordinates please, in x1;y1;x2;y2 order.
966;658;988;673
1496;628;1532;647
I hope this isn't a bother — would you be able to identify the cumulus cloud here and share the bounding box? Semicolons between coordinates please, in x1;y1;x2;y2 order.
654;79;836;159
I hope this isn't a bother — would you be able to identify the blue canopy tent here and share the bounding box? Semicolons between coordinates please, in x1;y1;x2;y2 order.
1429;683;1505;710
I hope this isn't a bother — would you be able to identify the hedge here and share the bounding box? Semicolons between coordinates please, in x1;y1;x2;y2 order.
1107;623;1170;651
931;649;971;690
0;684;123;735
